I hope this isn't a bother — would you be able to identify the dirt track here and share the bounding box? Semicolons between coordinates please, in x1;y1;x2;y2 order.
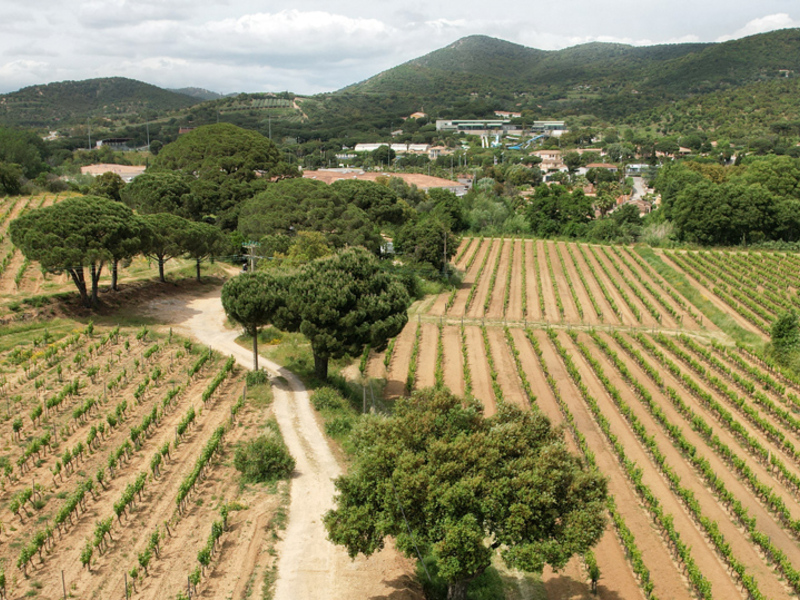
157;289;417;600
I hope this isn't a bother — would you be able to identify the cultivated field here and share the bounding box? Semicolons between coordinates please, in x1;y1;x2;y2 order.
0;320;281;600
373;237;800;600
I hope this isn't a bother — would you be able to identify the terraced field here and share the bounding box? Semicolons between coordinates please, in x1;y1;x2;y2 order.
371;237;800;600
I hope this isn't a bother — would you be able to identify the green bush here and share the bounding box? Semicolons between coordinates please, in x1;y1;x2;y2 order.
233;435;295;483
311;387;345;411
246;370;270;387
417;555;505;600
324;416;354;438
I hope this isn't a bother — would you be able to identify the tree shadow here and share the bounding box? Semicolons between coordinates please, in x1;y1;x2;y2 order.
369;574;424;600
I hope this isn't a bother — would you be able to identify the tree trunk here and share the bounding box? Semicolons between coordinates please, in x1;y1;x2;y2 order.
90;263;103;307
158;257;165;283
313;351;328;381
447;580;469;600
111;260;119;291
196;258;202;283
251;326;259;371
68;268;90;308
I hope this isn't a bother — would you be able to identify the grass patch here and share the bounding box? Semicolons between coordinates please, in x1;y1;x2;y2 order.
635;246;764;346
0;319;75;352
418;555;507;600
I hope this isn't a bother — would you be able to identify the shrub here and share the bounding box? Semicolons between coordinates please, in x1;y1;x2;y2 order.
233;435;295;483
324;416;354;438
310;387;344;411
246;370;269;387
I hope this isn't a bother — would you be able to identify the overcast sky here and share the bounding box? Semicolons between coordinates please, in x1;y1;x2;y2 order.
1;1;799;95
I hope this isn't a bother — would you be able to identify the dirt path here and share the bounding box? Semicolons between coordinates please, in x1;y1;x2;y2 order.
157;289;416;600
506;240;524;322
464;326;496;415
449;240;489;316
557;242;598;326
524;241;542;321
441;326;465;396
486;240;511;319
536;241;559;322
528;329;692;600
467;240;501;319
656;251;765;337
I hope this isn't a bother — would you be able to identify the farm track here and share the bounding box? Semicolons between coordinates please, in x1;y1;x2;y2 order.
506;240;524;321
577;333;794;600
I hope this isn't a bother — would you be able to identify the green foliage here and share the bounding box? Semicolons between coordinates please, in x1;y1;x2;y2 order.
233;434;295;483
238;178;383;254
394;217;458;271
771;311;800;363
150;123;290;227
89;171;126;202
9;195;146;307
245;370;269;386
121;171;195;219
323;388;607;598
311;387;346;411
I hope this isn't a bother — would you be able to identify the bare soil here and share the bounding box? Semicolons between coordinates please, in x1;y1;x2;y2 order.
524;241;542;321
463;326;496;415
547;241;581;324
467;240;501;319
449;240;490;317
414;322;438;389
384;322;417;399
485;240;512;320
556;242;598;326
506;240;524;322
441;326;465;397
536;240;559;322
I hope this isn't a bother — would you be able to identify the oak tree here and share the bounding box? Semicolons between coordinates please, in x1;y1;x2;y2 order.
324;389;608;600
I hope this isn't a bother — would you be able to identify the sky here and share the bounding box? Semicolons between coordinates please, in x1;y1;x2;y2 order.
1;1;799;95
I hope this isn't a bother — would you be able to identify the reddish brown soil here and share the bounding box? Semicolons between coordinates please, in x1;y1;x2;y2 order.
524;241;542;321
505;240;524;322
591;247;658;327
536;240;559;322
567;244;619;326
580;247;639;327
573;332;791;600
463;326;496;415
449;240;490;316
467;240;501;319
556;242;599;326
528;329;692;600
385;323;417;398
441;326;465;397
485;327;528;409
453;238;473;270
486;240;512;319
415;322;438;389
547;241;581;324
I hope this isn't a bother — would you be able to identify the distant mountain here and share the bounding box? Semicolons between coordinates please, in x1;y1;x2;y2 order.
340;30;800;121
171;87;226;101
0;77;202;128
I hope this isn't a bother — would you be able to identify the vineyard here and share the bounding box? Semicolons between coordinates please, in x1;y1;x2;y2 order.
0;319;281;600
371;236;800;600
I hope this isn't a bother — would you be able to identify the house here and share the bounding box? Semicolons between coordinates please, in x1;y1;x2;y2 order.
585;163;618;171
530;149;567;173
494;111;522;119
428;146;454;160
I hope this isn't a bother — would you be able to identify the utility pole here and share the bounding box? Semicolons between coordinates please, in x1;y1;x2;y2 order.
87;118;91;150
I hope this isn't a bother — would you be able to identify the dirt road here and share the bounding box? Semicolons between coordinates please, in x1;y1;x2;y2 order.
149;288;417;600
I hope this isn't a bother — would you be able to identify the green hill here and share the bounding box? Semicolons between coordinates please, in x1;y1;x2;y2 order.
0;77;202;128
341;29;800;121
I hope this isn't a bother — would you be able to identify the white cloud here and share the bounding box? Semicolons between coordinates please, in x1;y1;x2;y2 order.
717;13;800;42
